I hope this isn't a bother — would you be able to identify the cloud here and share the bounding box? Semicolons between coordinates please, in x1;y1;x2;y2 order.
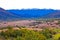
0;0;60;9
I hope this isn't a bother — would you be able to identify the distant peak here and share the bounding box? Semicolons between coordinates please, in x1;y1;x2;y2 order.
0;7;5;11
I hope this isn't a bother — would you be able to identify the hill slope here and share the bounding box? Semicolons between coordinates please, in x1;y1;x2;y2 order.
0;8;20;21
44;10;60;18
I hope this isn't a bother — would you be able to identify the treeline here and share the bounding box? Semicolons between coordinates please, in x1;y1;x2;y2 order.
0;26;60;40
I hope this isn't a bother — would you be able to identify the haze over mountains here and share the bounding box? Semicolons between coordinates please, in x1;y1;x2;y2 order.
0;8;60;21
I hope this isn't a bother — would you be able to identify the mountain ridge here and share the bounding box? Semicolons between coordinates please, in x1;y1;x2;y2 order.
7;9;58;19
0;8;60;21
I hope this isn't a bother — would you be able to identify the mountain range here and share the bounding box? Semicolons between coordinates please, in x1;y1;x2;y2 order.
0;8;60;21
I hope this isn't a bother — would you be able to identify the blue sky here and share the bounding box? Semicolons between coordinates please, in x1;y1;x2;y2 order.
0;0;60;9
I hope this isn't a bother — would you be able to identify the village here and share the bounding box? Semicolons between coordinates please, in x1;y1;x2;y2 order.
0;19;60;29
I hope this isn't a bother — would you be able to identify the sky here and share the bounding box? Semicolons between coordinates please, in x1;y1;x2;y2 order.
0;0;60;9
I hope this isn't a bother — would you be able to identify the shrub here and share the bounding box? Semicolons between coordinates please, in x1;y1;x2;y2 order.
53;33;60;40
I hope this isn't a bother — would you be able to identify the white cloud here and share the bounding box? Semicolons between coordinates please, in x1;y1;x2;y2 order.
0;0;60;9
